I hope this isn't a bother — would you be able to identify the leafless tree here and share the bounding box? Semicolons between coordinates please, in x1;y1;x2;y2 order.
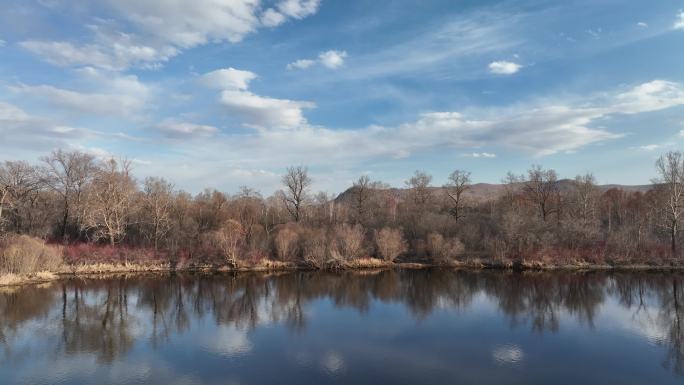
0;161;40;232
142;177;174;251
331;224;365;260
405;170;433;208
570;174;600;223
41;150;96;240
375;227;408;262
274;224;300;261
426;232;464;264
282;166;311;222
653;152;684;255
522;165;559;222
444;169;471;222
210;219;245;266
82;158;136;245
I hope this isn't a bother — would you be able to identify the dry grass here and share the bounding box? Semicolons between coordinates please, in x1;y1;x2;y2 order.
65;262;171;274
346;257;391;268
251;259;297;270
0;235;63;275
0;271;58;286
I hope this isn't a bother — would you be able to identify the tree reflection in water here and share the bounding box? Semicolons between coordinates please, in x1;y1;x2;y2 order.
1;270;684;376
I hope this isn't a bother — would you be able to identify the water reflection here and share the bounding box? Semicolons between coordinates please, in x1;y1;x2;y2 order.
1;270;684;384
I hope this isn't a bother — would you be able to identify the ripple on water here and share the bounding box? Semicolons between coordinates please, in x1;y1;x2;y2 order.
321;351;345;376
492;344;524;366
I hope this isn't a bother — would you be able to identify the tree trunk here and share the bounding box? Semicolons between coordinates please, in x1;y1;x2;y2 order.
61;199;70;241
672;220;678;256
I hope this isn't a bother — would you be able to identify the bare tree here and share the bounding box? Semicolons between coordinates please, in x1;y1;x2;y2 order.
351;175;372;223
570;174;600;223
142;177;174;251
444;169;471;222
82;158;136;245
282;166;311;222
374;227;408;262
522;165;559;222
210;219;245;266
0;161;40;232
41;150;96;240
331;224;365;260
653;152;684;255
405;170;433;207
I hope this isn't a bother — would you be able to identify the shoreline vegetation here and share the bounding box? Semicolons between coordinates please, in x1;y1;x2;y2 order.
5;258;684;287
3;149;684;286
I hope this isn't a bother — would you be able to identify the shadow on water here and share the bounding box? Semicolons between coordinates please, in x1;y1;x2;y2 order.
1;269;684;383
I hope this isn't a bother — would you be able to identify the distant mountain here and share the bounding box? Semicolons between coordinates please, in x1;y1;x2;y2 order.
335;179;652;204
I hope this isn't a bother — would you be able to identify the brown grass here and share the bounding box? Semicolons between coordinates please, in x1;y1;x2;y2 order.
0;235;63;275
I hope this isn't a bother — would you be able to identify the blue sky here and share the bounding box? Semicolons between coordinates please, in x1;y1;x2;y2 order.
1;0;684;194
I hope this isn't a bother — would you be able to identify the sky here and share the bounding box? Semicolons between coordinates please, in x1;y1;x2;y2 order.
1;0;684;195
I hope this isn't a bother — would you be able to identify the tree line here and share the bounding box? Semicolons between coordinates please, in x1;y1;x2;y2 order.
1;149;684;267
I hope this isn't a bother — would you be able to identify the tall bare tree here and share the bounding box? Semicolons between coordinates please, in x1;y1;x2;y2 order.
653;152;684;255
570;173;600;223
0;161;40;232
141;177;174;251
41;150;96;240
522;165;559;222
82;158;136;245
444;169;471;222
282;166;311;222
405;170;433;208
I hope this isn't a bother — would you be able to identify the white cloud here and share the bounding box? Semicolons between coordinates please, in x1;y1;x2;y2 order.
21;0;320;71
675;11;684;30
613;80;684;114
109;0;319;46
287;59;316;70
0;39;6;47
197;67;315;129
0;102;104;160
199;68;257;90
260;8;287;27
488;60;522;75
262;0;321;27
639;144;660;151
9;68;152;119
208;79;684;161
20;22;179;71
220;90;314;128
287;50;347;70
11;84;146;118
318;50;347;69
0;102;30;121
157;121;219;138
468;152;497;158
637;22;648;28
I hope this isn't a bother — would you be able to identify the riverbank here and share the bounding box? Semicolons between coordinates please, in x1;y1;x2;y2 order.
3;256;684;287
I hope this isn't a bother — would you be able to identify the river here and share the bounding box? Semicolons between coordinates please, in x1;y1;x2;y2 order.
1;269;683;384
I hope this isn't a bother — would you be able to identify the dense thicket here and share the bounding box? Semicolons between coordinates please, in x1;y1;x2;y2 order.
1;149;684;267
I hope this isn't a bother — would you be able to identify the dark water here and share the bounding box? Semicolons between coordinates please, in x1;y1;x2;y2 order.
1;270;684;385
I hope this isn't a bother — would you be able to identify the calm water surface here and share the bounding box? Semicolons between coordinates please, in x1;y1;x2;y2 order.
1;270;684;384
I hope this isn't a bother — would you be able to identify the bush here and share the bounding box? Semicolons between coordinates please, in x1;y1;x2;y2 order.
208;219;245;265
331;224;365;261
274;224;300;261
300;228;328;268
0;234;63;275
374;227;407;262
426;232;464;264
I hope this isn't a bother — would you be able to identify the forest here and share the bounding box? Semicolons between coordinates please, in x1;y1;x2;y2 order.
1;149;684;280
